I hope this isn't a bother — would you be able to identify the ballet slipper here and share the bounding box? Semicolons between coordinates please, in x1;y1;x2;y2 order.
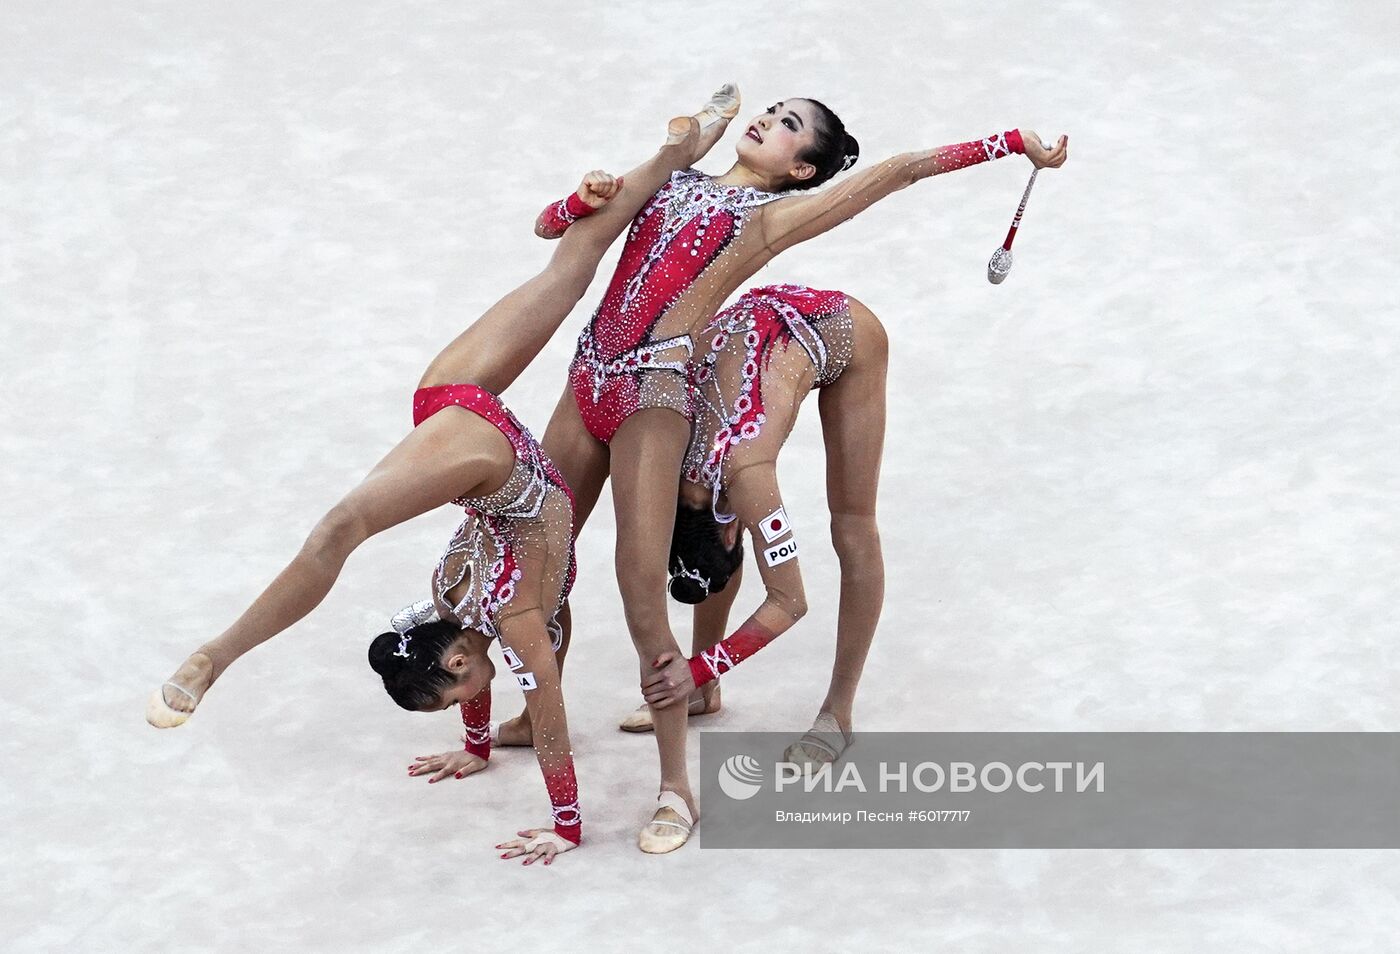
617;692;720;733
782;712;853;766
638;790;695;854
145;682;198;728
145;652;213;729
618;704;654;732
696;82;742;129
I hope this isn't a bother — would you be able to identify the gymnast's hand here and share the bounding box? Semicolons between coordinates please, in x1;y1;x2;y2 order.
407;749;487;783
1021;131;1068;169
577;170;625;208
497;828;577;866
641;651;697;709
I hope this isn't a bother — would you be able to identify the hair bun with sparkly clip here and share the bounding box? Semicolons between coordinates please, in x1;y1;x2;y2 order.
840;132;860;172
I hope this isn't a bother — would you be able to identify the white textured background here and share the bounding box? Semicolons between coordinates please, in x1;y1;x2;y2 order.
3;1;1397;951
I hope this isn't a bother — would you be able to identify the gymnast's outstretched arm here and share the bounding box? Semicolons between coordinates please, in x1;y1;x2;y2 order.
757;128;1067;255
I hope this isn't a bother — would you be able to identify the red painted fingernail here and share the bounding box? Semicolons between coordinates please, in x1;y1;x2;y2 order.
455;773;463;778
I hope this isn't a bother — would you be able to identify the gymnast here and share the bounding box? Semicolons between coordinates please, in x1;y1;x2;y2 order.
145;87;740;864
535;94;1067;850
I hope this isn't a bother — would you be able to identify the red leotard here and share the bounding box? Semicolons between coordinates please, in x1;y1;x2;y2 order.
684;283;854;518
413;384;577;643
412;383;582;843
559;129;1025;444
567;169;785;442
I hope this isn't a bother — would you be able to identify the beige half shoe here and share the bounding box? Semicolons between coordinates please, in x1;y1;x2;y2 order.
696;82;742;129
638;790;695;854
782;712;853;766
618;692;720;733
145;682;197;729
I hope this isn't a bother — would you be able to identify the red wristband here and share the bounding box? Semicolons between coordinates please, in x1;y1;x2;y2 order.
689;620;775;687
545;764;582;844
564;192;596;219
460;686;491;761
537;191;598;237
933;131;1027;175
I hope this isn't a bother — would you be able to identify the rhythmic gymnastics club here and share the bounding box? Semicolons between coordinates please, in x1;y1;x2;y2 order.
987;140;1048;285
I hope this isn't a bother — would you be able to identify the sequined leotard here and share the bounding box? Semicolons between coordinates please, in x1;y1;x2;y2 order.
682;283;855;518
410;383;582;843
412;384;577;643
568;168;785;442
566;129;1025;444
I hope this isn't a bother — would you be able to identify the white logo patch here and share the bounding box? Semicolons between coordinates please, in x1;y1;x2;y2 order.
759;506;791;543
515;671;537;691
502;646;523;671
763;537;799;567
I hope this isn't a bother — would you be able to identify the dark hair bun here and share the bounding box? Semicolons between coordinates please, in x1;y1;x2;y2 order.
841;133;860;171
366;619;464;711
668;504;745;603
367;630;402;675
669;575;710;605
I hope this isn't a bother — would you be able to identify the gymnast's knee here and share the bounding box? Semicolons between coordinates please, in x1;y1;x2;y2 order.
830;512;882;565
303;503;370;564
547;240;605;294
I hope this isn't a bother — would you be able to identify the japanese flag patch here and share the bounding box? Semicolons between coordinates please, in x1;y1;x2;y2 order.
759;506;791;543
502;645;523;671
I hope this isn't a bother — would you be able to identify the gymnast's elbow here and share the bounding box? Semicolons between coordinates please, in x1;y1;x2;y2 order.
879;152;923;189
767;586;808;624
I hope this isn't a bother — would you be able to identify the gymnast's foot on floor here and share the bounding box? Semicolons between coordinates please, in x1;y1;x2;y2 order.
783;711;854;766
146;651;214;728
639;788;699;854
494;712;534;747
619;684;720;732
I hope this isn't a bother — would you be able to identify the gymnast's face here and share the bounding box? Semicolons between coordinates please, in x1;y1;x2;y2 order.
736;99;820;188
429;637;495;711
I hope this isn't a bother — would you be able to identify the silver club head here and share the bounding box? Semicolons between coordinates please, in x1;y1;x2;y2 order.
987;247;1014;284
390;598;439;634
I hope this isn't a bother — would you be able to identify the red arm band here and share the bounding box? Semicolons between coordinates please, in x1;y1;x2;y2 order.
460;686;491;761
537;192;597;237
544;764;582;844
931;129;1026;173
688;619;777;687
